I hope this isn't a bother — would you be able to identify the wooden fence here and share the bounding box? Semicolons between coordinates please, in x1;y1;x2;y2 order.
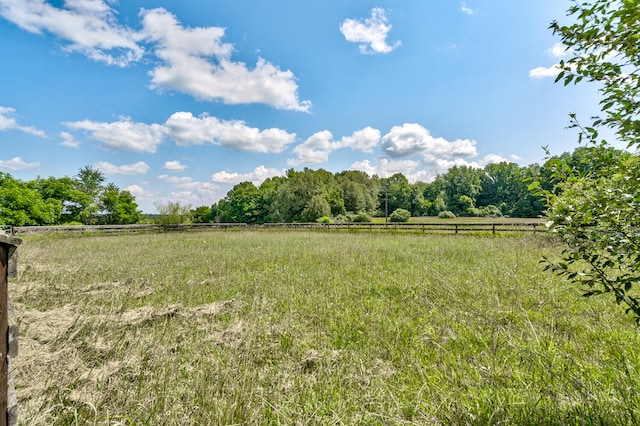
12;221;548;236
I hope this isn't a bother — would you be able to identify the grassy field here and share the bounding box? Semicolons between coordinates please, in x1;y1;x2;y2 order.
11;230;640;425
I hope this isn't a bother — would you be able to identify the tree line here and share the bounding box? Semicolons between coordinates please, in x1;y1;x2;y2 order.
0;166;141;226
192;148;628;224
0;145;632;227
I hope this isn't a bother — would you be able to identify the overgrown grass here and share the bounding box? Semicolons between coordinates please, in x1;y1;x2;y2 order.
12;231;640;425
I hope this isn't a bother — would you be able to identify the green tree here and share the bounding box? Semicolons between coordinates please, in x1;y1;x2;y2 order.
478;162;545;217
192;206;214;223
379;174;412;217
440;166;482;216
302;194;331;222
99;183;141;224
74;166;106;224
0;172;59;225
544;0;640;323
218;181;262;223
33;176;90;224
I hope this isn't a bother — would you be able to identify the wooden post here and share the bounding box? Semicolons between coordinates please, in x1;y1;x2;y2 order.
0;244;6;426
0;235;21;426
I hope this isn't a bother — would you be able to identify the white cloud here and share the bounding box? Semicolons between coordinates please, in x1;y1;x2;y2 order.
529;43;571;78
0;0;143;66
158;174;194;185
157;174;220;207
529;65;561;78
0;156;39;171
482;154;508;165
140;8;310;111
163;160;187;172
461;3;475;15
165;111;295;153
65;116;166;153
547;42;568;58
381;123;477;160
60;131;80;148
350;158;419;179
339;126;380;153
340;7;400;54
211;165;285;185
94;161;150;175
288;130;338;166
125;184;146;197
287;126;382;166
0;106;46;136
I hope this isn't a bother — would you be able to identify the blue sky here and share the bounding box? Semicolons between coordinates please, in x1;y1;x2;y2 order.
0;0;608;212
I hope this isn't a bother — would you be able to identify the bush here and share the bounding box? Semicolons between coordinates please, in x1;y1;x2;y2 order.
154;201;193;225
352;212;372;223
389;208;411;223
316;216;333;224
333;214;354;223
438;210;456;219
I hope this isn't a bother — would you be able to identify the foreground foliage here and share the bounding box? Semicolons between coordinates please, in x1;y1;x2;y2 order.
13;231;640;424
544;0;640;322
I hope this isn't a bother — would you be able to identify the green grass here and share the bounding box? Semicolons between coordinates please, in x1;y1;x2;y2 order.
12;231;640;425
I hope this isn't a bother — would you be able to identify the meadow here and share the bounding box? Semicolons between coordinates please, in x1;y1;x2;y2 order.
11;230;640;425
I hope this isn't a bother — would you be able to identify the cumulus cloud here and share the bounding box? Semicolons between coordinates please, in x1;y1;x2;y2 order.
340;7;400;54
0;156;39;171
381;123;477;160
165;111;295;153
94;161;150;175
547;42;569;58
529;65;562;78
0;106;46;136
287;127;381;166
288;131;339;166
482;153;508;165
140;8;310;111
125;184;146;197
211;165;285;185
1;3;310;110
350;158;419;179
340;126;380;153
163;160;187;171
529;43;571;78
0;0;143;66
59;131;80;148
65;116;167;153
157;174;219;206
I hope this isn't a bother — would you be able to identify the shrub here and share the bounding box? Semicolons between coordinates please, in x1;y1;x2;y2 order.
154;201;193;225
352;212;372;223
316;216;333;224
333;214;355;223
389;208;411;223
438;210;456;219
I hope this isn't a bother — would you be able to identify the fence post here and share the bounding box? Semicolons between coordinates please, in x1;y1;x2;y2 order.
0;234;21;426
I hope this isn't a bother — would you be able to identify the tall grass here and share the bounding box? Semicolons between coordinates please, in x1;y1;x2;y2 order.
12;231;640;425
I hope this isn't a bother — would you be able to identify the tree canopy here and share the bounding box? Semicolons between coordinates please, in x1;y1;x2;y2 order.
0;166;141;226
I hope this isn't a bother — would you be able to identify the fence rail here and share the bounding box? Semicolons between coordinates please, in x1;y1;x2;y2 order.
12;221;548;236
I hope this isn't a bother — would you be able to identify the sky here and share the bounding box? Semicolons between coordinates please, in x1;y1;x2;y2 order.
0;0;612;213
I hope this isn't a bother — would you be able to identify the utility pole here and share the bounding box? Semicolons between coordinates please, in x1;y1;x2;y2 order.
385;185;388;225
